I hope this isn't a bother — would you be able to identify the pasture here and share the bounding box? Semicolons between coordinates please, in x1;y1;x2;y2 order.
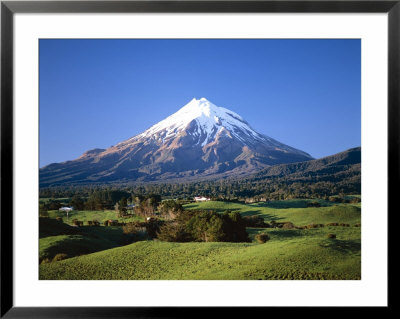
39;199;361;280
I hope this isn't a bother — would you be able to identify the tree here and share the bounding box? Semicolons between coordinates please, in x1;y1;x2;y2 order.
185;211;225;242
70;195;85;210
117;197;128;217
158;200;183;220
157;222;192;242
39;204;49;217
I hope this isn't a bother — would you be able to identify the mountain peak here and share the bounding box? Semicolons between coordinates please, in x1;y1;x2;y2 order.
135;97;262;146
183;97;218;113
40;98;314;186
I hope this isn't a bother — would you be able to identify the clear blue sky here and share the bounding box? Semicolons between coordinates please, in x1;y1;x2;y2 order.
40;39;360;168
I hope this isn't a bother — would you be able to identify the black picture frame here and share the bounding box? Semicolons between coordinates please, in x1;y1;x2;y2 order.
1;0;395;317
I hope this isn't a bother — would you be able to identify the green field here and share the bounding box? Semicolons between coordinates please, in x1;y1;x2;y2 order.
39;199;361;280
185;200;361;225
47;209;143;225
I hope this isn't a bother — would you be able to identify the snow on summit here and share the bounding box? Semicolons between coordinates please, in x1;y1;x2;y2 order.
135;97;267;146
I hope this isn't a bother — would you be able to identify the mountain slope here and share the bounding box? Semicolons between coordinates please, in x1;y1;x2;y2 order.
248;146;360;179
40;98;313;186
240;147;361;194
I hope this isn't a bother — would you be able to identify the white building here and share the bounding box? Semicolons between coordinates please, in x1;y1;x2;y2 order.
194;196;211;202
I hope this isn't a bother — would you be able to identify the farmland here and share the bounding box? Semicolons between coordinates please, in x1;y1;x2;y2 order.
39;199;361;280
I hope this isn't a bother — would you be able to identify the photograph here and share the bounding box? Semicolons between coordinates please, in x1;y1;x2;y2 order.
38;38;361;280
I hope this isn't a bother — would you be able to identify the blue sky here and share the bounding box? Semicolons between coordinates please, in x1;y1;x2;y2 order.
40;39;360;167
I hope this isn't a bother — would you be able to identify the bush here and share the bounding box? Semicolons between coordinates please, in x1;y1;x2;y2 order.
122;222;147;242
282;222;295;229
255;233;270;244
186;211;225;242
243;215;267;228
221;211;250;242
307;223;324;229
122;222;142;234
104;220;109;226
52;253;68;262
72;219;83;227
145;218;164;239
326;222;339;226
307;201;321;207
184;210;250;243
157;222;192;242
40;258;51;264
107;220;118;226
158;200;184;220
354;223;361;227
56;217;63;222
327;233;336;239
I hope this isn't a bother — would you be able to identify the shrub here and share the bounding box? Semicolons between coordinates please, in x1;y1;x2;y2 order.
307;223;324;229
87;221;93;226
104;220;109;226
52;253;68;262
157;222;192;242
354;223;361;227
56;217;63;222
327;222;339;226
184;210;249;243
243;216;267;228
122;222;141;234
307;201;321;207
327;233;336;239
107;220;118;226
158;200;184;220
329;196;344;203
145;218;164;239
40;258;51;264
73;220;83;227
282;222;295;229
221;211;250;242
122;222;147;242
255;233;270;243
186;211;225;242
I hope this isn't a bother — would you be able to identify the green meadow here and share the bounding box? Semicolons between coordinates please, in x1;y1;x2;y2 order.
47;209;143;225
39;199;361;280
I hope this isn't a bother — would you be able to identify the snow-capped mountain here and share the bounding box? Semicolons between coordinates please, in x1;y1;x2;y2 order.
40;98;313;186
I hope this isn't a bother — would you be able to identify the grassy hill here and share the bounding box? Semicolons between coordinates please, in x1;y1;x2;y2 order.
47;209;143;225
39;200;361;280
39;217;129;263
185;200;361;226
